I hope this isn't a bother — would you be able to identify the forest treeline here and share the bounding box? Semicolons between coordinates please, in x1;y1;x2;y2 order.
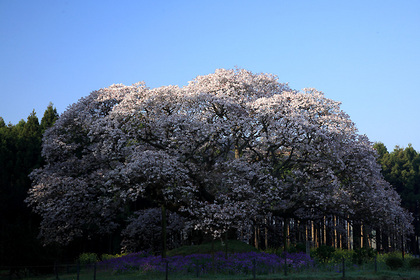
0;104;419;267
0;104;59;267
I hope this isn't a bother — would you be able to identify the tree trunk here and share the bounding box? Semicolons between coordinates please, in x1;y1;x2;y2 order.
264;217;268;250
353;221;361;249
254;224;259;249
363;224;370;248
283;218;289;251
161;204;167;258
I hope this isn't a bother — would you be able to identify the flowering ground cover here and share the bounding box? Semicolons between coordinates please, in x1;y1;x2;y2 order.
98;251;314;276
93;249;420;280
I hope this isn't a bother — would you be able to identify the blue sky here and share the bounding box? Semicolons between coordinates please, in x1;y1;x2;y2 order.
1;0;419;151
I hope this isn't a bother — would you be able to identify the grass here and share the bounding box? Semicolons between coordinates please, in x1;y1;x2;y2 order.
10;268;420;280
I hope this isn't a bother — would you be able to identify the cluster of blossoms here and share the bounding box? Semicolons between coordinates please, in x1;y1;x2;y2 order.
26;68;412;247
98;251;313;275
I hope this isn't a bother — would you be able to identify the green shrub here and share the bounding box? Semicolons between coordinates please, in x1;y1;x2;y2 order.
264;247;281;255
101;252;128;261
385;256;404;270
377;251;410;264
264;243;306;255
352;247;376;265
313;245;335;263
331;248;353;263
409;258;420;269
78;252;98;265
294;243;307;253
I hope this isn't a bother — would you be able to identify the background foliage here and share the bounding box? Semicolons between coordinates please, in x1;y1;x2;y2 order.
0;104;58;267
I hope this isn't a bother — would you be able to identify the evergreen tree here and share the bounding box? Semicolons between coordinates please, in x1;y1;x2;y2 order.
374;142;420;253
374;143;420;212
0;105;59;269
40;103;59;133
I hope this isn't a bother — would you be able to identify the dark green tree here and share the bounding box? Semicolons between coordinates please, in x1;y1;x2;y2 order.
374;143;420;212
0;105;59;270
374;142;420;253
40;103;59;133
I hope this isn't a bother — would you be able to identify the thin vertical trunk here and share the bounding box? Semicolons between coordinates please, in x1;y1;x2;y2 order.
382;229;389;252
333;216;337;248
225;232;228;259
161;204;167;258
319;219;323;246
326;216;332;247
312;220;317;247
283;218;289;251
264;217;268;250
353;221;361;250
254;224;259;249
306;221;311;255
376;227;381;252
347;220;351;250
363;224;369;248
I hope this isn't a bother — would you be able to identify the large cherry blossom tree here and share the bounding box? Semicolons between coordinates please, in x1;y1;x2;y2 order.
27;69;412;250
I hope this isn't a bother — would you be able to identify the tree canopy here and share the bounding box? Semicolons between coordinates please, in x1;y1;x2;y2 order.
26;69;412;247
374;143;420;213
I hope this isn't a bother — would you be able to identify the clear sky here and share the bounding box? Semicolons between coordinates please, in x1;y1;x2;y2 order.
1;0;419;151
